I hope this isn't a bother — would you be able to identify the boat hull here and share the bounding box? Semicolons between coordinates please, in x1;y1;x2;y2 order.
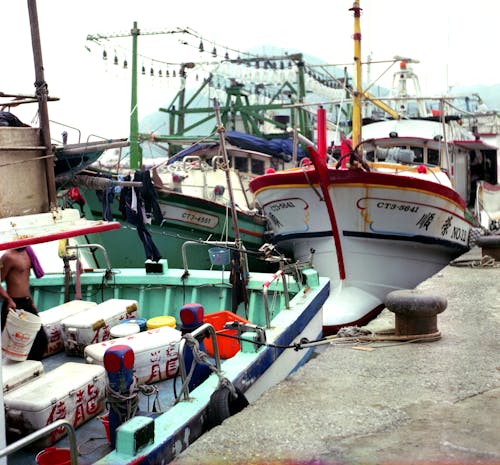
250;167;471;334
79;186;270;271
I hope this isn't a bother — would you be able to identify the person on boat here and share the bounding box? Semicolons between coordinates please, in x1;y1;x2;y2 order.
0;246;48;361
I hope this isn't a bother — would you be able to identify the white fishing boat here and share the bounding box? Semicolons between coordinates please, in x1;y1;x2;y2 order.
249;1;481;335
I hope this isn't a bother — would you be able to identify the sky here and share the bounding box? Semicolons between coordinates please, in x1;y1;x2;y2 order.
2;0;499;141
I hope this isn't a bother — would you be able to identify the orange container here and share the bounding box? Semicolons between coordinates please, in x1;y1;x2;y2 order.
204;311;249;359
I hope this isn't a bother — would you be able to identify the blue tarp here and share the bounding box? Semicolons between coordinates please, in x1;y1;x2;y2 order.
166;131;305;165
225;131;306;161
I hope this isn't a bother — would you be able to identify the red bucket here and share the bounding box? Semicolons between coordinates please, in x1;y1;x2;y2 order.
35;447;71;465
100;412;111;443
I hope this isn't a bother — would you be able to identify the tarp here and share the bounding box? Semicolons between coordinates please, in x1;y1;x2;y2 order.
166;131;305;165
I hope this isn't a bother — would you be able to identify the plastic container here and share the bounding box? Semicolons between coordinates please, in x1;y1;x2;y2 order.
2;309;42;361
119;317;147;332
208;247;231;267
146;315;176;330
35;447;71;465
110;323;141;338
204;311;250;359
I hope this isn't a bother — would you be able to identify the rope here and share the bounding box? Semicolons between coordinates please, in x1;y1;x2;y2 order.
213;324;442;351
139;384;162;412
450;254;500;268
105;381;140;423
175;333;234;404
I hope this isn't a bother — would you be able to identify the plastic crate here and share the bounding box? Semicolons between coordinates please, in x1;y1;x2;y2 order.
204;311;249;359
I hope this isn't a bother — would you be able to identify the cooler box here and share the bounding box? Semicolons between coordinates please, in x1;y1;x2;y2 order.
84;325;181;384
204;311;250;359
2;359;44;393
61;299;138;357
39;300;97;357
4;362;106;446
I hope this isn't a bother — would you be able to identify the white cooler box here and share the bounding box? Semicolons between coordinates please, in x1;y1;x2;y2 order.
4;362;106;446
2;359;44;393
40;300;97;357
61;298;139;357
84;325;181;384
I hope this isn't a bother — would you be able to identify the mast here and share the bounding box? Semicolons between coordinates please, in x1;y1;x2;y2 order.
28;0;57;209
129;22;141;170
350;1;363;149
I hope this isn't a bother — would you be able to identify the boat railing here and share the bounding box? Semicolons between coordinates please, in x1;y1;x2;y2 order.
177;322;221;400
49;119;82;144
182;240;248;276
65;242;113;277
0;419;78;465
262;269;289;328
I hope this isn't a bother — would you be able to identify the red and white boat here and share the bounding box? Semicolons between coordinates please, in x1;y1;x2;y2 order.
249;2;484;335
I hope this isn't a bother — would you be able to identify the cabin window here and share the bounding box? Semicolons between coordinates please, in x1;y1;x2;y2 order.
427;148;439;165
251;158;265;175
366;150;375;161
234;157;248;173
411;147;424;163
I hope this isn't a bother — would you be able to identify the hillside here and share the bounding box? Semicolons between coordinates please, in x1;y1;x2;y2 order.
450;84;500;111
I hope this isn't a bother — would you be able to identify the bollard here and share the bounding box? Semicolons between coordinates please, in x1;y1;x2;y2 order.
103;344;135;448
475;235;500;261
385;289;447;337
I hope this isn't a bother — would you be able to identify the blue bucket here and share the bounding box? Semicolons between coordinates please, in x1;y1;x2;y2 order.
208;247;231;266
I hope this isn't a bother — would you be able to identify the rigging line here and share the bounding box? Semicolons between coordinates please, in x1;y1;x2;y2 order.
121;223;264;257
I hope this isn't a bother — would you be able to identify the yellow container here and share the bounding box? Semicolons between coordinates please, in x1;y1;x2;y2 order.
146;315;176;330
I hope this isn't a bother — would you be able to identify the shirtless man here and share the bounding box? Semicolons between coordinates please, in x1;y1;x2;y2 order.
0;247;48;360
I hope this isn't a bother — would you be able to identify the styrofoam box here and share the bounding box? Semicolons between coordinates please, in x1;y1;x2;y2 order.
39;300;97;356
2;358;44;393
4;362;106;445
61;298;138;357
85;325;181;384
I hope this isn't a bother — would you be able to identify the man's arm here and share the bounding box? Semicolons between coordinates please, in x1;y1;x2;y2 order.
0;257;16;309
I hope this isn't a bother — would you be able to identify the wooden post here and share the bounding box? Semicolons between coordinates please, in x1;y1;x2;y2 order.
27;0;57;209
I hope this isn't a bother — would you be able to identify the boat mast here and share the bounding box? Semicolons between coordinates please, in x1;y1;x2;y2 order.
350;1;363;149
214;100;240;246
28;0;57;209
129;22;141;170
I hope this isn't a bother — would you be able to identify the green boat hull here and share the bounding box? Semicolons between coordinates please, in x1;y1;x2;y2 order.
79;186;271;271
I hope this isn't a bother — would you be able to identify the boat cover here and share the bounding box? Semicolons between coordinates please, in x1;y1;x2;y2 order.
166;131;305;165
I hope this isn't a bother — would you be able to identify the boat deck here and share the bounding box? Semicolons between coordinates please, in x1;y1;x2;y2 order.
7;349;187;465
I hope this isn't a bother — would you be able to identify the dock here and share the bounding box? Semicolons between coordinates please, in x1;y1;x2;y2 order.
171;247;500;465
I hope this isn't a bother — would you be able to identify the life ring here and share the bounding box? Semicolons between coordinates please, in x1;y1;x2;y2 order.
206;384;249;428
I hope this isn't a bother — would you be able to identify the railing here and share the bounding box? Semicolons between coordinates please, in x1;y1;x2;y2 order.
262;269;290;328
0;419;78;465
65;242;113;274
182;240;247;275
177;323;221;400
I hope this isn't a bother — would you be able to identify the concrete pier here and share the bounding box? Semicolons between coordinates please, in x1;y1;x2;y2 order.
171;247;500;465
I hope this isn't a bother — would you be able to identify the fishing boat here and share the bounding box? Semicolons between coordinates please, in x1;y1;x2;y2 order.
75;128;299;271
1;5;330;464
3;240;328;465
77;26;349;271
249;1;478;335
1;97;129;187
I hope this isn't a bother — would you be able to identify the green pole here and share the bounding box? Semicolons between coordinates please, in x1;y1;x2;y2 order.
129;22;141;170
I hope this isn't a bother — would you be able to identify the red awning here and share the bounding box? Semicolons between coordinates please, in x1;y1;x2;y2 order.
0;209;120;251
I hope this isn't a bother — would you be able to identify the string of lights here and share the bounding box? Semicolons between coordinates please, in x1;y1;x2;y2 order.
85;25;351;107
